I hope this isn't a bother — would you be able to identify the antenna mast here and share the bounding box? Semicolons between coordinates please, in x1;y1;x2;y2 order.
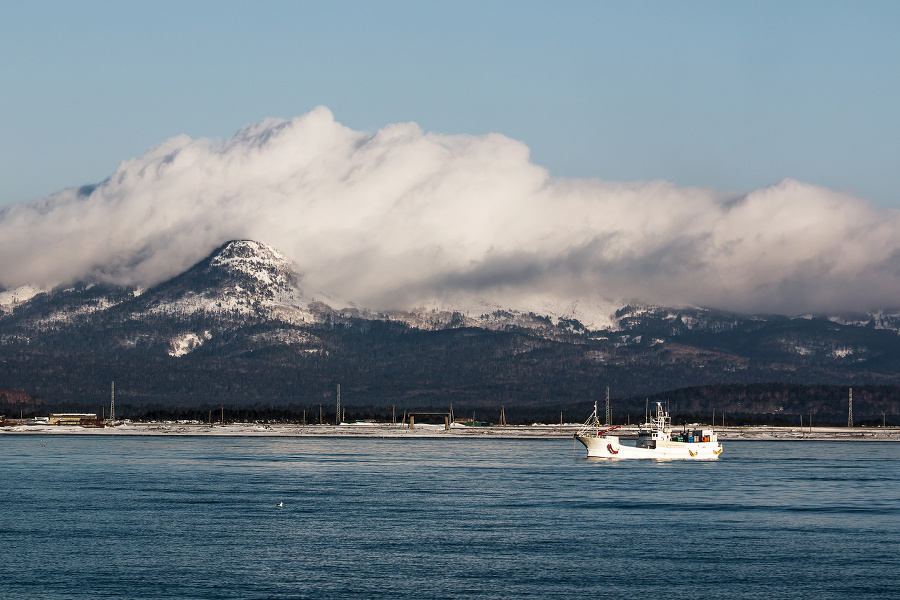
109;381;115;422
336;384;341;425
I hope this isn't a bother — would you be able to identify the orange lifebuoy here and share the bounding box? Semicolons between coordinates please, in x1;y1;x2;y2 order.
607;443;619;455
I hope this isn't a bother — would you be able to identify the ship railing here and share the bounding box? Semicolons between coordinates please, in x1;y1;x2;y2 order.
578;421;622;439
576;402;601;437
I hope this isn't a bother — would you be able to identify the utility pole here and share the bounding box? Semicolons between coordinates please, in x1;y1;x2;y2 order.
848;387;853;428
336;384;341;426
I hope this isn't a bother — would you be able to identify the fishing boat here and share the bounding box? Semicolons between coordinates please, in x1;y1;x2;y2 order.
575;401;723;459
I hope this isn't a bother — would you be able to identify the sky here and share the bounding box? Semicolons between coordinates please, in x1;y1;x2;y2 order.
1;1;899;318
2;1;898;207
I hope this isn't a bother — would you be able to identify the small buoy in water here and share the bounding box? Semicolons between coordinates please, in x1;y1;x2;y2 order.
276;502;283;507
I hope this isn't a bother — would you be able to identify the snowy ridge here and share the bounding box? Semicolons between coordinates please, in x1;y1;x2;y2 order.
385;295;621;333
0;284;47;313
30;296;122;328
6;239;900;352
829;311;900;333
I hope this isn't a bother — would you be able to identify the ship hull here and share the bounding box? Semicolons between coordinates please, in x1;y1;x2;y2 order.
575;434;722;459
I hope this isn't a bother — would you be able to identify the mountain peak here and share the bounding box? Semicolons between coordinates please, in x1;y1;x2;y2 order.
206;240;295;289
210;240;288;265
123;239;315;327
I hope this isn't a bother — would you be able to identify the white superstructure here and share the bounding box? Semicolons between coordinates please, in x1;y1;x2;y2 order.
575;401;723;459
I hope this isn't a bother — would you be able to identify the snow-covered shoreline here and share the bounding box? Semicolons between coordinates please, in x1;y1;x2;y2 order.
2;422;899;441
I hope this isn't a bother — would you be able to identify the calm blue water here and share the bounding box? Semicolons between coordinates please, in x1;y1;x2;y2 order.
1;436;898;599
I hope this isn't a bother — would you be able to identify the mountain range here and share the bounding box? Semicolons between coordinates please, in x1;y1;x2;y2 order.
2;240;899;423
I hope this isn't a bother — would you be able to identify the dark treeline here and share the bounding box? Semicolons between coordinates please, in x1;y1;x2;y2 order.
72;402;587;426
4;381;898;426
633;382;900;425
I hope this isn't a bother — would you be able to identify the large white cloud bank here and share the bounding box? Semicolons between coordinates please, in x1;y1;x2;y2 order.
2;106;899;316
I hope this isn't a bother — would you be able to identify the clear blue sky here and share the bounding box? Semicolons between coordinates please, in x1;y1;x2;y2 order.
1;0;898;207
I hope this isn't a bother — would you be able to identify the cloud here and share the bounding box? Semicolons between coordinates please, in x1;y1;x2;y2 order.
1;106;899;317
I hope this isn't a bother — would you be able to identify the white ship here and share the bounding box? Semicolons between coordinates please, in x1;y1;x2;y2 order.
575;401;723;459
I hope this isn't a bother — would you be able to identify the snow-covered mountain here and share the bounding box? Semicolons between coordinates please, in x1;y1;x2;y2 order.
3;239;900;410
7;239;900;341
0;240;607;334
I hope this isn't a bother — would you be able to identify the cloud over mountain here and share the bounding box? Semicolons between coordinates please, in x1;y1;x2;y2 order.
1;106;898;316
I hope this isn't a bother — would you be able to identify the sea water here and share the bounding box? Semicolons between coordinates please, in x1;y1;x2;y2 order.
0;436;898;599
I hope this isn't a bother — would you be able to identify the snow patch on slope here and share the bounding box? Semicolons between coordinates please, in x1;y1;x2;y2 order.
169;331;212;357
830;347;855;359
247;329;324;352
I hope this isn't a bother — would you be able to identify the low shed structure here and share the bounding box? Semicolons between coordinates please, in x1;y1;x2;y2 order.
48;413;99;426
